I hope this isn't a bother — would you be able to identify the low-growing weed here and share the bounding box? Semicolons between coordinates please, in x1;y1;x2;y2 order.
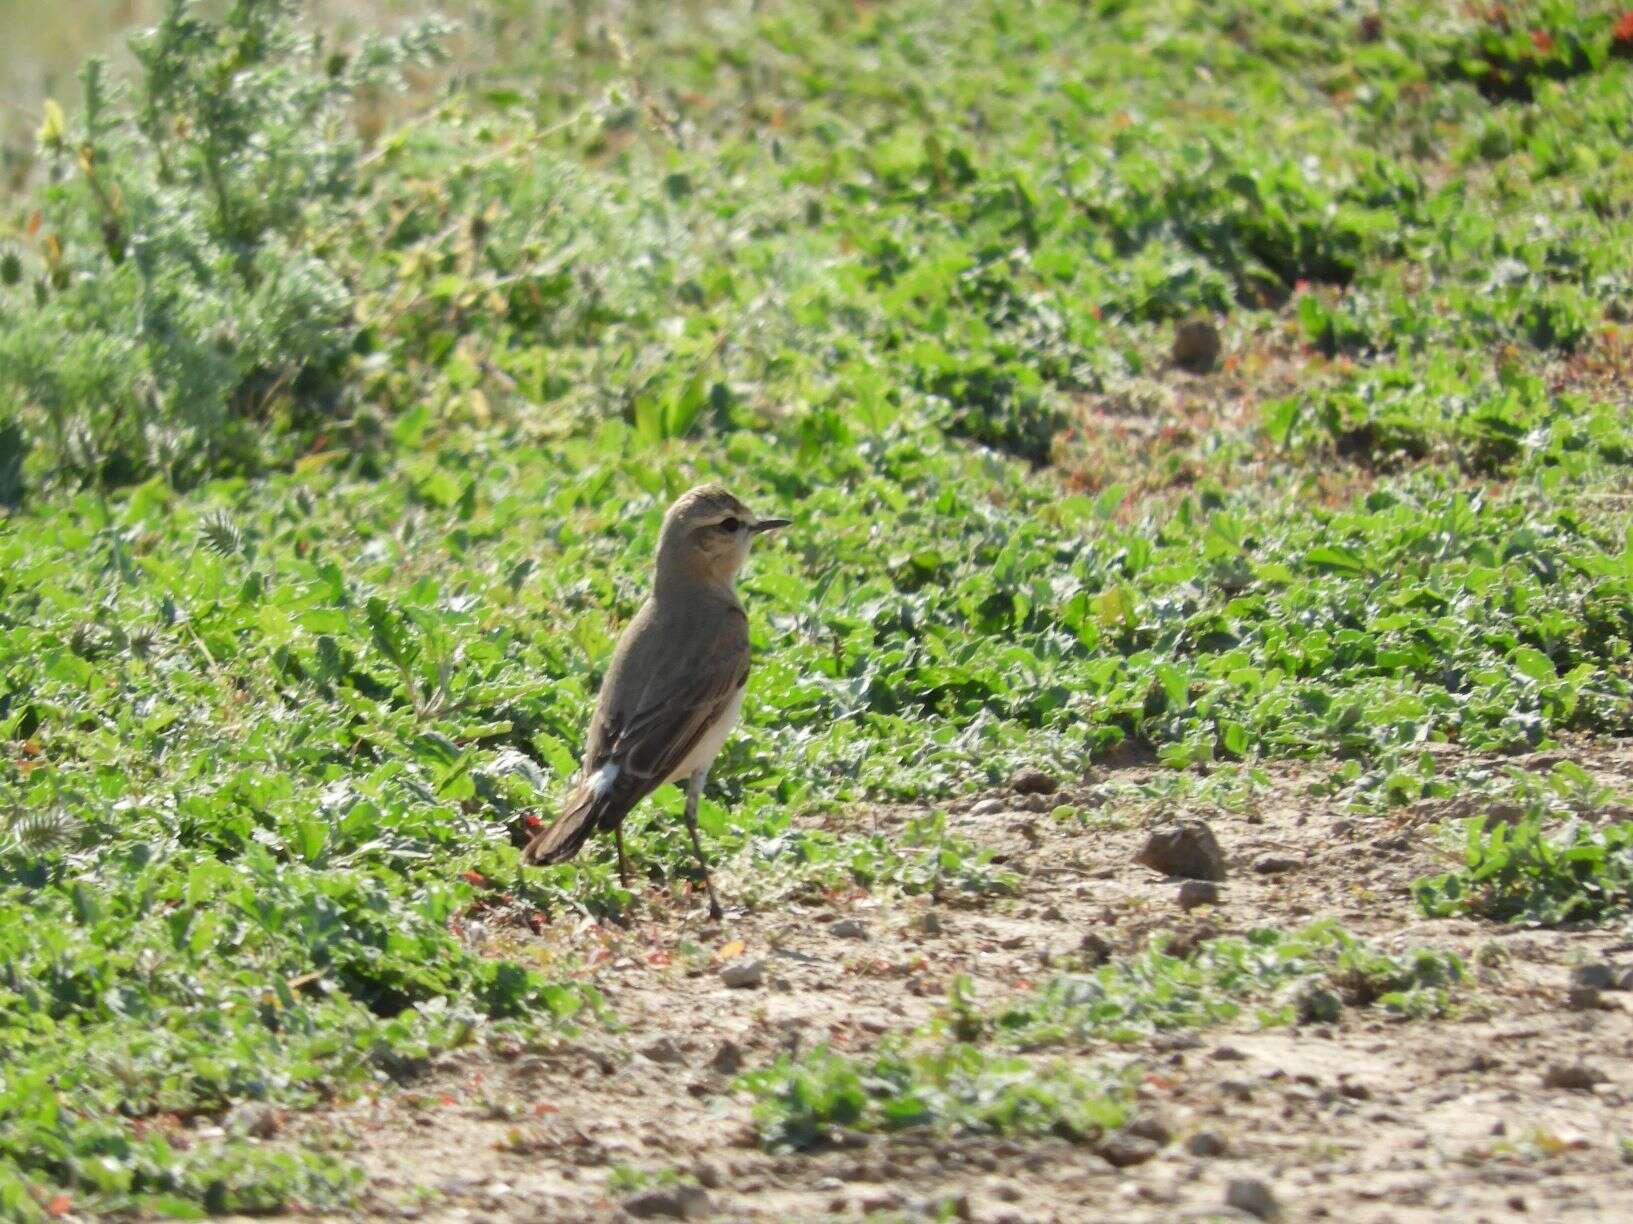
1414;813;1633;925
969;922;1464;1047
740;1043;1129;1153
743;920;1461;1151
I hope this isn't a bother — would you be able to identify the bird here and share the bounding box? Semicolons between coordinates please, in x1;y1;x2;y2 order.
521;483;789;919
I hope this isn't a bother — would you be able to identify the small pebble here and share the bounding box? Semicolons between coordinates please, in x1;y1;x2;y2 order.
1542;1062;1605;1091
1186;1130;1227;1157
622;1185;712;1220
1570;962;1614;990
1172;318;1222;374
1078;931;1113;966
1252;853;1302;875
1567;986;1605;1012
720;959;765;989
1225;1176;1281;1220
642;1038;685;1065
692;1161;721;1190
919;910;945;935
1099;1134;1158;1167
1009;768;1059;795
1125;1115;1172;1146
710;1039;743;1074
1135;819;1226;882
970;798;1005;816
830;918;868;939
1178;880;1220;911
985;1178;1023;1203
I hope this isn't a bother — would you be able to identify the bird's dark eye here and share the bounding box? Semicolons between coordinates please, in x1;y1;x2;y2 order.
718;516;741;533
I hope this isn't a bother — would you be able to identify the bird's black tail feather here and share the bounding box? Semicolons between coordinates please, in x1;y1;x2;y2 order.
521;782;607;865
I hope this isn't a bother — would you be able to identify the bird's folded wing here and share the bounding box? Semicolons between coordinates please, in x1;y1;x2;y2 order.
589;618;749;810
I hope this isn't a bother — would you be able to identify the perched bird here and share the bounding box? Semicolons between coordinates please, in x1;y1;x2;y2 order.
521;483;789;919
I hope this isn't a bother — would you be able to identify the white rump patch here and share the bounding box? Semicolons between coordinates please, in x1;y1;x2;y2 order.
589;763;619;798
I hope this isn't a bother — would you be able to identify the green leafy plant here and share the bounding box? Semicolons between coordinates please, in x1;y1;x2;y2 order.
1415;814;1633;925
974;922;1464;1046
0;0;445;490
740;1043;1128;1153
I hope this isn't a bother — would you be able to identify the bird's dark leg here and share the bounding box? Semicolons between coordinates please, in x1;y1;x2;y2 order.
684;768;723;921
613;824;630;888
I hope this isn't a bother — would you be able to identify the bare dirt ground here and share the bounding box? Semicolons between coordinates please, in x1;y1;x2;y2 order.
261;740;1633;1223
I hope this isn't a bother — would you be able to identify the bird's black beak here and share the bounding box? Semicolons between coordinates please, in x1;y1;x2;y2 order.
749;517;791;534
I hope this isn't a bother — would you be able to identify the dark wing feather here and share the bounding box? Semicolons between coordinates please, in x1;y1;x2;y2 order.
521;607;748;866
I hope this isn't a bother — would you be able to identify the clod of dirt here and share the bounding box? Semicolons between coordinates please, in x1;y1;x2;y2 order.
1294;983;1343;1025
1567;986;1607;1012
622;1184;713;1220
692;1160;721;1190
1177;880;1220;910
1008;767;1058;795
720;959;765;989
1542;1062;1606;1091
710;1039;743;1075
1225;1176;1281;1220
918;909;945;935
1078;931;1113;966
1098;1133;1158;1167
1172;318;1222;374
983;1178;1023;1203
642;1038;686;1066
1571;962;1615;990
1135;819;1226;881
1186;1130;1228;1157
1125;1115;1172;1146
830;918;868;939
1251;853;1302;875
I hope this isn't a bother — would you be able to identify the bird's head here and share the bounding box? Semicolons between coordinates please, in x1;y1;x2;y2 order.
655;483;789;590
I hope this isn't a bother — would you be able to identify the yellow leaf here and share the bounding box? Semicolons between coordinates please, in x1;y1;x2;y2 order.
38;99;65;151
716;939;746;961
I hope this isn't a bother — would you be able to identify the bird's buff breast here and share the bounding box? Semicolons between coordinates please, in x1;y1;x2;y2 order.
665;684;745;784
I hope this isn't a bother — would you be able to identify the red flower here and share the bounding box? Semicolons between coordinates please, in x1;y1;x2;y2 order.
524;813;542;830
1529;29;1554;53
1616;11;1633;44
462;870;487;887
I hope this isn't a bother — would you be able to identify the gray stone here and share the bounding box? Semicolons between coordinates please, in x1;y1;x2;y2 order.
642;1038;685;1066
720;959;765;989
1225;1177;1280;1220
1252;853;1302;875
1571;962;1615;990
1172;319;1222;374
710;1039;743;1074
1542;1062;1605;1091
1135;819;1226;881
1009;768;1059;795
1186;1130;1227;1157
622;1185;712;1220
1098;1134;1158;1167
1178;880;1221;910
1567;986;1605;1012
830;918;868;940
